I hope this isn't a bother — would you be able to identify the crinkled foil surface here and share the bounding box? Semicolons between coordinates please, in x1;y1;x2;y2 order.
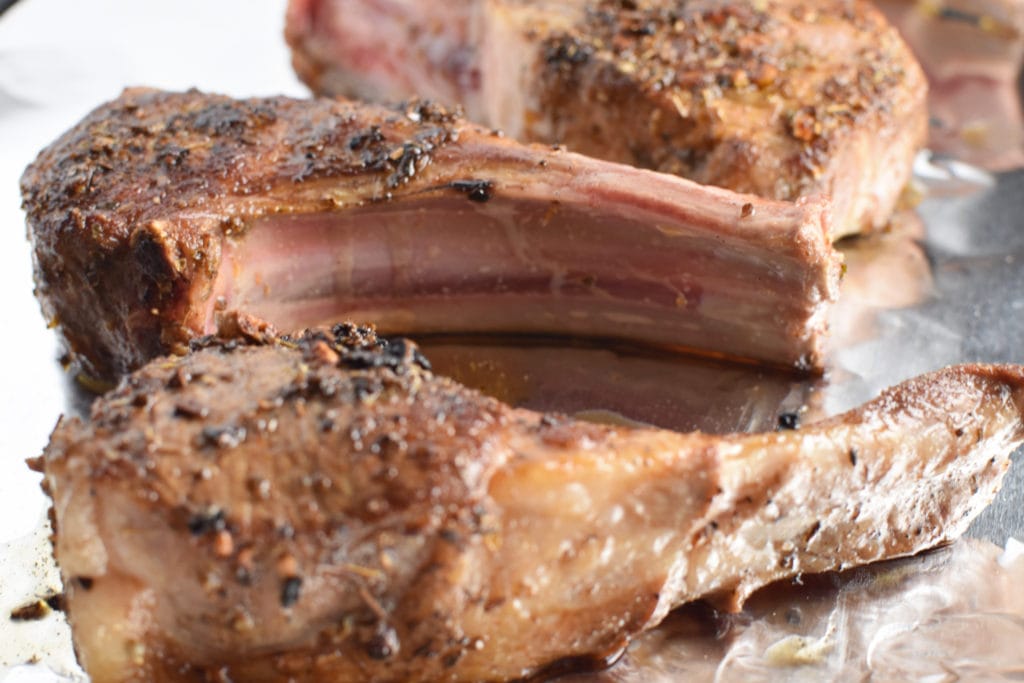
1;0;1023;680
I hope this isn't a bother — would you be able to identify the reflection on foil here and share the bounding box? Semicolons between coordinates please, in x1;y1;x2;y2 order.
878;0;1024;170
561;538;1024;682
918;167;1024;258
808;211;943;419
913;150;996;197
423;340;807;435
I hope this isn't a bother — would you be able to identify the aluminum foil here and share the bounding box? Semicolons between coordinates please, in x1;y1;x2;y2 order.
1;0;1024;680
566;538;1024;682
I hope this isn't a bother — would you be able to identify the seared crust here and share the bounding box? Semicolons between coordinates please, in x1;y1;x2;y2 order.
21;89;464;381
42;321;557;681
41;321;1024;681
285;0;928;236
23;88;841;382
534;0;928;235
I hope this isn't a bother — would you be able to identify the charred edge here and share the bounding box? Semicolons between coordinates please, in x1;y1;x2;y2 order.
217;338;242;354
188;509;226;536
200;424;247;449
522;644;629;682
349;125;385;151
342;338;432;374
398;99;462;126
371;102;459;188
166;99;277;137
132;230;181;304
386;143;427;188
366;625;400;660
449;179;494;203
189;335;219;352
174;399;209;419
45;593;66;612
155;143;190;168
281;576;302;608
777;412;800;431
544;37;594;66
329;322;380;349
10;600;52;622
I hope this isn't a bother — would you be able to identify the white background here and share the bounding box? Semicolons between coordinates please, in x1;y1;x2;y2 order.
0;1;304;677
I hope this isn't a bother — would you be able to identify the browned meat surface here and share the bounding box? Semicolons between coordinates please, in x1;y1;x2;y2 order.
877;0;1024;169
38;318;1024;682
21;88;840;384
286;0;928;238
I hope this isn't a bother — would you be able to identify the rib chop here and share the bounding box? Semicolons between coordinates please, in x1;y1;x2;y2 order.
285;0;929;238
21;88;839;384
37;317;1024;682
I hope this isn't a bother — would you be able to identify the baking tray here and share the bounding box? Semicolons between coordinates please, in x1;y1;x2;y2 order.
1;0;1023;680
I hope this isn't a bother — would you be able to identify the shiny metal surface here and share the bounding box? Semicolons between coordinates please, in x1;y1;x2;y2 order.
567;538;1024;682
1;0;1023;680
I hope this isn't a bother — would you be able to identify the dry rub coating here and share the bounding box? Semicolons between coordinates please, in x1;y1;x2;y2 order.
39;318;1024;682
531;0;928;235
286;0;929;236
23;88;839;383
21;89;461;382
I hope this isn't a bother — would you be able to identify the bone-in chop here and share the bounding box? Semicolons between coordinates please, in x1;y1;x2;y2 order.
37;318;1024;682
286;0;928;237
21;88;840;383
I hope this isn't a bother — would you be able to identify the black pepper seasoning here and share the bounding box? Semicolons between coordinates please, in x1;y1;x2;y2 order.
280;576;302;608
777;412;800;430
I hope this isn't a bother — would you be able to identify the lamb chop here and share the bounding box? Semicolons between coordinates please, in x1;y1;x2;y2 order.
38;317;1024;682
285;0;929;238
21;88;840;384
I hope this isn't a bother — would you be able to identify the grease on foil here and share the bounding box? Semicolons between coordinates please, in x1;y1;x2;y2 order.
559;537;1024;682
